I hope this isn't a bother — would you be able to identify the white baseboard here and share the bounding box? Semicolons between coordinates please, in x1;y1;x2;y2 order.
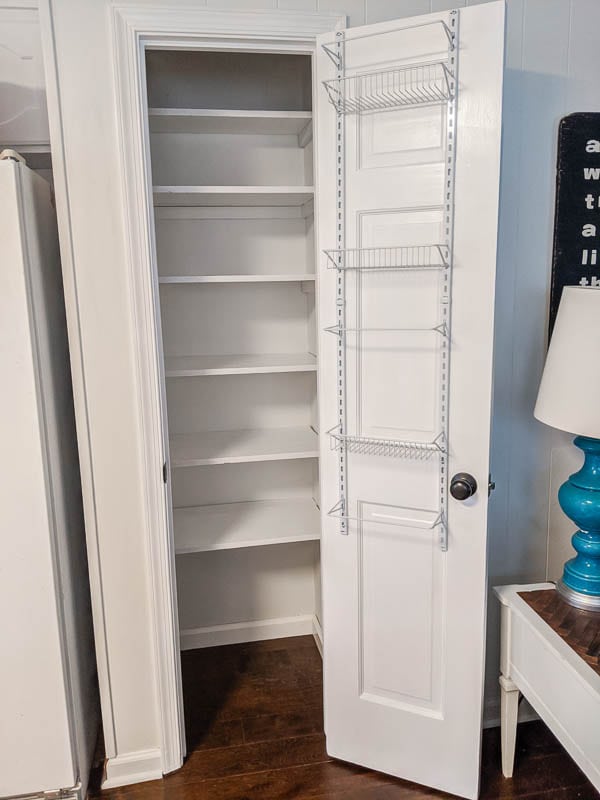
312;615;323;657
483;696;538;729
180;614;315;650
102;748;162;788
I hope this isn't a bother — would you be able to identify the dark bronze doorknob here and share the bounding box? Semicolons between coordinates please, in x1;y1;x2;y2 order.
450;473;478;501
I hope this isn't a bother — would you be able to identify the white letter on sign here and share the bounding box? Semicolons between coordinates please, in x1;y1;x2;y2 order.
584;167;600;180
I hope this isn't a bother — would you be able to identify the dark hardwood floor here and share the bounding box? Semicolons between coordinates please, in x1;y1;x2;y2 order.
89;635;599;799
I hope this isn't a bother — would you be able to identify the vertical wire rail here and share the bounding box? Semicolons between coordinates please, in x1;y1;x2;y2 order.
335;31;348;534
439;9;459;552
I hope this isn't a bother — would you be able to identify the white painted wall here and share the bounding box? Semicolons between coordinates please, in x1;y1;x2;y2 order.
31;0;600;775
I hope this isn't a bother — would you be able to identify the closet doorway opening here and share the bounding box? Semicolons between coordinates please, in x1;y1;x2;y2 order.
144;45;323;760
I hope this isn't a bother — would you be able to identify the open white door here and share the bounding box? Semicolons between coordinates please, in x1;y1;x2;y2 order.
316;4;505;798
0;154;79;795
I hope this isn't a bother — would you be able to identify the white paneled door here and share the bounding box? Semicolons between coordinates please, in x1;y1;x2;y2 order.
316;5;504;799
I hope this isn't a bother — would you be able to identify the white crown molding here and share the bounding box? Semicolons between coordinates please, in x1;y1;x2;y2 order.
111;5;346;40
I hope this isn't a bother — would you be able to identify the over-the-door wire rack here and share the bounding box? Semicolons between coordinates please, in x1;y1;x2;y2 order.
323;61;454;114
322;12;459;551
328;428;446;460
323;245;450;271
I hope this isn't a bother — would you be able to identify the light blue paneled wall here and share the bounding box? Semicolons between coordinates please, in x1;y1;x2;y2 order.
274;0;496;24
483;0;600;718
273;0;494;22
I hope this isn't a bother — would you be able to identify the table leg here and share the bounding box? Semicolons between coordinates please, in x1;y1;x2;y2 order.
499;674;520;778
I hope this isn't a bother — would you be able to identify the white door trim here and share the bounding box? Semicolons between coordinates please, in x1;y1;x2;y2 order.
39;0;120;764
52;3;345;777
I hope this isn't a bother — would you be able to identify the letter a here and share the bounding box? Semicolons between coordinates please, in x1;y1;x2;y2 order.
582;224;597;237
586;140;600;153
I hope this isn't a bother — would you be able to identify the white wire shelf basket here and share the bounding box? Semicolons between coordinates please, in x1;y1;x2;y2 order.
324;322;448;338
323;61;454;114
323;245;449;271
328;428;446;459
327;499;444;530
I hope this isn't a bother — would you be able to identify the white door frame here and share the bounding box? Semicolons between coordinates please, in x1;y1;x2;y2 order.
96;4;344;776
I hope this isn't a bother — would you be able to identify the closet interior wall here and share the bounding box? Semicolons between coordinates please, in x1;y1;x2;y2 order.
146;50;321;649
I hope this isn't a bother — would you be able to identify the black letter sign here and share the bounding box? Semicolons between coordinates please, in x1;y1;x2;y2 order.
550;112;600;335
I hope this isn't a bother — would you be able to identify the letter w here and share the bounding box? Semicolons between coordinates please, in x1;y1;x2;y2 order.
584;167;600;180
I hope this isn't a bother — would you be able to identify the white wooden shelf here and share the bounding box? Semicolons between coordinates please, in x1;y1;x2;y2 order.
153;186;314;207
159;274;315;284
170;426;318;467
165;353;317;377
173;497;320;554
148;108;312;138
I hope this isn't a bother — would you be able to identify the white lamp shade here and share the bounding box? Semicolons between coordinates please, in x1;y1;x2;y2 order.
534;286;600;438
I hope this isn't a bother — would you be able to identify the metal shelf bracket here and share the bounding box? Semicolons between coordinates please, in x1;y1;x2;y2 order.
322;11;459;551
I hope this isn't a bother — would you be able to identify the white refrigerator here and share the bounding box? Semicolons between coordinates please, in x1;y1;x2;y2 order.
0;152;99;799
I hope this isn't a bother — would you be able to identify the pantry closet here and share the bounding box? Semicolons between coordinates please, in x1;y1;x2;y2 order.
147;49;321;648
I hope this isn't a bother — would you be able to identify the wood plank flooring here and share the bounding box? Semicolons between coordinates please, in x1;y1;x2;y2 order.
89;635;599;799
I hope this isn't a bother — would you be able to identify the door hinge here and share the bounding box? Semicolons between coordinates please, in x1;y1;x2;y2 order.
162;461;168;484
488;474;496;496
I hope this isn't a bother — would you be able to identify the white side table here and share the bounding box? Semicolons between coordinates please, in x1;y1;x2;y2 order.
495;583;600;793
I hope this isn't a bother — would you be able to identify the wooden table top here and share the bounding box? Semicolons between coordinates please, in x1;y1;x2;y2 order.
518;588;600;677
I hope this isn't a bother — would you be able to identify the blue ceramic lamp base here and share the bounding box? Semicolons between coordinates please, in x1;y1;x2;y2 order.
555;436;600;612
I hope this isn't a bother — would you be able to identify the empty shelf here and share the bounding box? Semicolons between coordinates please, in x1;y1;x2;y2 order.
153;186;314;207
170;427;319;467
149;108;312;137
159;274;315;284
173;498;320;554
165;353;317;377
